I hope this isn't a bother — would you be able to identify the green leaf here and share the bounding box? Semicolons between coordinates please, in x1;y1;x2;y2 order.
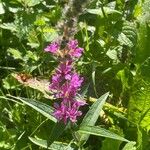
78;126;129;142
106;49;118;61
87;7;121;16
122;141;136;150
2;75;20;90
47;122;66;147
78;92;109;146
101;138;121;150
116;68;133;92
43;27;58;42
122;22;137;45
0;2;5;14
29;137;72;150
17;0;43;7
7;95;57;123
80;92;109;126
26;51;39;61
0;141;11;149
0;96;23;105
128;79;150;131
135;0;150;63
7;48;23;60
101;127;124;150
0;23;16;32
118;33;134;48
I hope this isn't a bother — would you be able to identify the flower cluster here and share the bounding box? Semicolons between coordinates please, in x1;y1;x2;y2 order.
44;39;85;124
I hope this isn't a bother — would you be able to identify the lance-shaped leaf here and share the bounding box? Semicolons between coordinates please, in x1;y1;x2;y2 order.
78;126;129;142
7;95;57;123
29;137;73;150
78;92;109;146
80;92;109;127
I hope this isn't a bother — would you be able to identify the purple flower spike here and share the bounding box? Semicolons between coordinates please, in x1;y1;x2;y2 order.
44;42;59;54
45;39;85;124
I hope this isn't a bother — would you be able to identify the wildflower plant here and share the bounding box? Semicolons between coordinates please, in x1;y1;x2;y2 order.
3;0;132;149
44;40;85;124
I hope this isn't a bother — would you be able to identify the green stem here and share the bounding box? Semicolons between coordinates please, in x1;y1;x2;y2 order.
30;119;48;136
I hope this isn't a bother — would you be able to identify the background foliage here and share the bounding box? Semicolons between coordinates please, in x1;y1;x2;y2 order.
0;0;150;149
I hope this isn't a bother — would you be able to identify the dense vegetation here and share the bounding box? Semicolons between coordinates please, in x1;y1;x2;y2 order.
0;0;150;149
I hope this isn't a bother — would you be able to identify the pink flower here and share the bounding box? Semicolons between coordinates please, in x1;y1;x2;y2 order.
53;100;85;123
44;42;59;54
72;47;84;57
49;74;61;91
70;73;83;88
53;102;68;124
66;107;82;123
68;40;83;58
68;40;78;50
56;61;72;80
58;73;83;99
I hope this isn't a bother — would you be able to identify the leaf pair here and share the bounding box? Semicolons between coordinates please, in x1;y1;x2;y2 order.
77;92;129;147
